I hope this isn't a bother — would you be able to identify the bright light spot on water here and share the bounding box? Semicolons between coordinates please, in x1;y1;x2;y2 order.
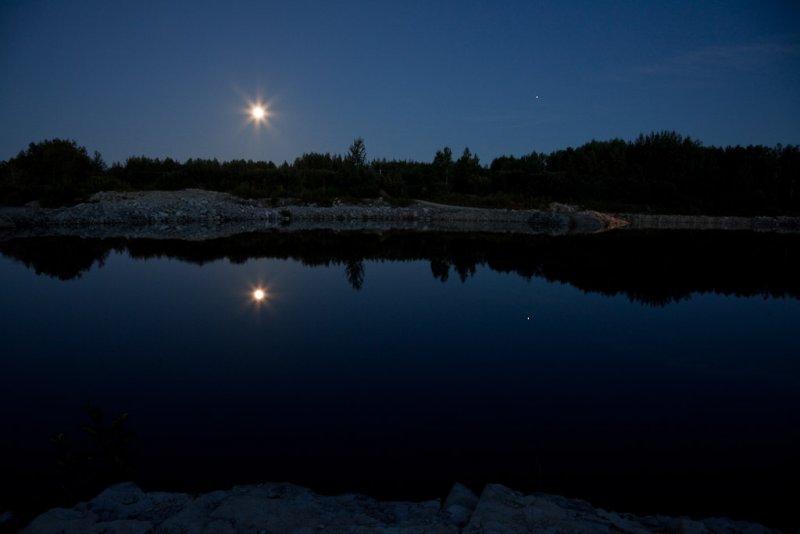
245;283;274;313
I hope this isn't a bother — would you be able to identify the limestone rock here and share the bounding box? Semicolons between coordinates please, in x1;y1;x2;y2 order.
0;189;631;239
23;482;455;533
461;484;777;534
443;482;479;526
23;481;779;534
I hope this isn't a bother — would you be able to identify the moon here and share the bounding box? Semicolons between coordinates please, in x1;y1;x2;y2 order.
251;105;266;121
242;94;273;129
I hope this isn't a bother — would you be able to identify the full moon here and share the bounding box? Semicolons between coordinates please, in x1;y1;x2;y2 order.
251;105;266;120
243;96;272;129
253;288;266;302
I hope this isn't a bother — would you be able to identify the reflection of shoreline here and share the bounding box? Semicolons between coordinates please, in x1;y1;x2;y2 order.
3;212;799;242
2;230;798;305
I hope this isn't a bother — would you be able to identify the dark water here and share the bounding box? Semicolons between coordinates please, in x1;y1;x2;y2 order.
1;230;799;530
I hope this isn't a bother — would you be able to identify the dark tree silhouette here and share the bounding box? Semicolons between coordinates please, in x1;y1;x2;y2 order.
346;138;367;169
2;133;798;213
345;259;365;290
0;139;104;205
433;146;453;188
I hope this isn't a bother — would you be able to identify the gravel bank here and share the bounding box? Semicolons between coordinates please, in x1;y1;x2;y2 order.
19;481;777;533
620;212;800;232
0;189;625;240
3;189;798;240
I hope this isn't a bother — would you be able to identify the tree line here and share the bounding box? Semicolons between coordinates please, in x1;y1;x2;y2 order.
1;133;798;214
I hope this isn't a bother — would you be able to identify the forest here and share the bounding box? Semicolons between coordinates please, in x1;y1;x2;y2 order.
0;132;798;215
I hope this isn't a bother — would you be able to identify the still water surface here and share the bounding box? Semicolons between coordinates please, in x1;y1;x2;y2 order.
1;231;798;529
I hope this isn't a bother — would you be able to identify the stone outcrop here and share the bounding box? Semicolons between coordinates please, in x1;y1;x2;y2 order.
0;190;627;240
22;481;777;533
3;190;800;240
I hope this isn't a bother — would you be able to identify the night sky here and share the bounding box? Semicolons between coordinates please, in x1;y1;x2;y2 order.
1;1;798;166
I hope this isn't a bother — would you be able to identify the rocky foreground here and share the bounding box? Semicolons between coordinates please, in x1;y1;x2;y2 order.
0;189;800;240
0;189;626;240
2;189;798;241
21;481;776;533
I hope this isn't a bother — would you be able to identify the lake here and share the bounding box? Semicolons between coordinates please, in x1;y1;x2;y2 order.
1;229;799;530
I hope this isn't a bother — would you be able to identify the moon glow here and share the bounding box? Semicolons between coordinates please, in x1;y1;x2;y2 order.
251;105;266;120
244;98;271;129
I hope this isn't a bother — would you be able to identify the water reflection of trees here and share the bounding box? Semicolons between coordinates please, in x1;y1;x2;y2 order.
2;230;798;305
0;236;113;281
345;259;365;290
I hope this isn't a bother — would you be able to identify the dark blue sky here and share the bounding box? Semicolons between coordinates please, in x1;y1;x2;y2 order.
1;1;798;165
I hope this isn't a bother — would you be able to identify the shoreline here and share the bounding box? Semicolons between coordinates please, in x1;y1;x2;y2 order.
619;212;800;232
0;189;624;239
1;189;799;240
1;188;799;247
19;481;779;533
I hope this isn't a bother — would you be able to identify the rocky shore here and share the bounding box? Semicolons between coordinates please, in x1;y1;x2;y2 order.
620;212;800;232
19;481;777;533
0;189;625;240
1;189;798;242
2;189;798;241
